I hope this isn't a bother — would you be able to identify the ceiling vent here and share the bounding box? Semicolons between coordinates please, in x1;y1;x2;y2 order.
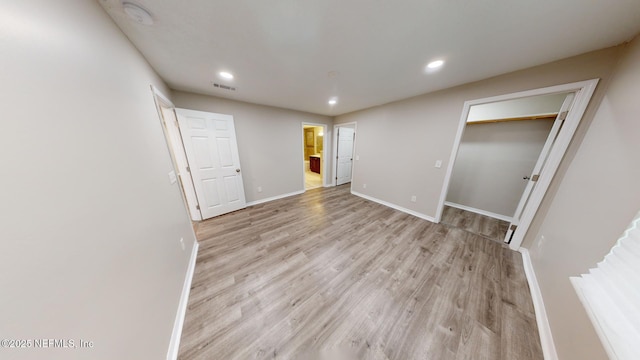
212;83;237;91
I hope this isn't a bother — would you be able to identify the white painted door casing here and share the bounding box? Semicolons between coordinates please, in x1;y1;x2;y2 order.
504;93;575;243
176;108;246;219
151;86;202;221
436;79;599;251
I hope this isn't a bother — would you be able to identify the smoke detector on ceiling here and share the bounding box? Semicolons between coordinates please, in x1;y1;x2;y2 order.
122;2;154;25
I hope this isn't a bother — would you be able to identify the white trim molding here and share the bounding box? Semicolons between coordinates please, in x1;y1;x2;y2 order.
167;241;199;360
444;201;513;222
351;191;436;223
246;190;305;207
519;247;558;360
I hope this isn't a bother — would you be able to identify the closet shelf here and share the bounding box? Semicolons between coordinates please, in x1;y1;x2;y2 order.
467;113;558;125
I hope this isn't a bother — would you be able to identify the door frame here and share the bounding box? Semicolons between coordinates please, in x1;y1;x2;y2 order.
150;86;202;221
435;79;599;250
502;93;575;244
301;122;328;190
332;122;357;187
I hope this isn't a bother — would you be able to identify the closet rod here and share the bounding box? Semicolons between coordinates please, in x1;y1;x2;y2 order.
467;113;558;125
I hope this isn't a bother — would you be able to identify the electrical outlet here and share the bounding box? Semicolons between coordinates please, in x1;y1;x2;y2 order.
411;195;417;202
363;183;367;189
258;186;262;193
179;237;185;251
537;235;546;251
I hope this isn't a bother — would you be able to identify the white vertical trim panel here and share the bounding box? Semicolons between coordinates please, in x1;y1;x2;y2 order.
166;241;199;360
519;248;559;360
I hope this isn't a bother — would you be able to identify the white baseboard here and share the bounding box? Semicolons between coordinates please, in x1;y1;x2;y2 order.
444;201;513;222
518;248;558;360
351;191;436;223
167;240;199;360
246;190;305;207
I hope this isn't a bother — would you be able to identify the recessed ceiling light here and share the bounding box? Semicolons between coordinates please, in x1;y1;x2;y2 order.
219;71;234;80
122;2;154;25
328;98;338;106
427;60;445;69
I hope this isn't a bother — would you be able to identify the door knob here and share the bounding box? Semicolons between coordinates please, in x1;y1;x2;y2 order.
236;169;241;173
523;176;530;180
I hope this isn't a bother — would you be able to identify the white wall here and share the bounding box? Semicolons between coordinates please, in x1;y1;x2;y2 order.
171;91;333;203
523;36;640;360
335;46;622;222
447;119;554;218
0;1;196;359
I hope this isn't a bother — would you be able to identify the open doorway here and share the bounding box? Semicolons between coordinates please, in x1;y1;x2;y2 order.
151;87;247;221
436;79;599;250
302;123;326;190
151;86;202;221
441;92;569;242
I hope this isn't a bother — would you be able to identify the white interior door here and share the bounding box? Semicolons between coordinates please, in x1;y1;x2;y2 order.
504;93;575;243
336;127;355;185
176;108;246;220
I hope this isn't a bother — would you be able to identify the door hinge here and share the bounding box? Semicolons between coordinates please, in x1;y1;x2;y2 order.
531;174;540;182
510;224;517;231
196;205;200;210
559;111;568;121
186;166;190;172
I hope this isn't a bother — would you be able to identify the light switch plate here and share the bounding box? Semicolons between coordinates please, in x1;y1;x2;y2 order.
435;160;442;168
168;171;177;184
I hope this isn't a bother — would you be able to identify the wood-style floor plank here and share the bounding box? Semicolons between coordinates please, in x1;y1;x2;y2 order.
441;206;510;243
178;185;542;360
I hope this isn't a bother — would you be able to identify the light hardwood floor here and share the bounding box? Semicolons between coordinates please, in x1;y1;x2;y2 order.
440;206;510;244
180;186;542;360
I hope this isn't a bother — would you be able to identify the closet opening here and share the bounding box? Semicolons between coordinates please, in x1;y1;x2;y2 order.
436;79;599;250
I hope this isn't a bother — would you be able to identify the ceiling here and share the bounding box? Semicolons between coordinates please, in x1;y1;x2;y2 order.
98;0;640;116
